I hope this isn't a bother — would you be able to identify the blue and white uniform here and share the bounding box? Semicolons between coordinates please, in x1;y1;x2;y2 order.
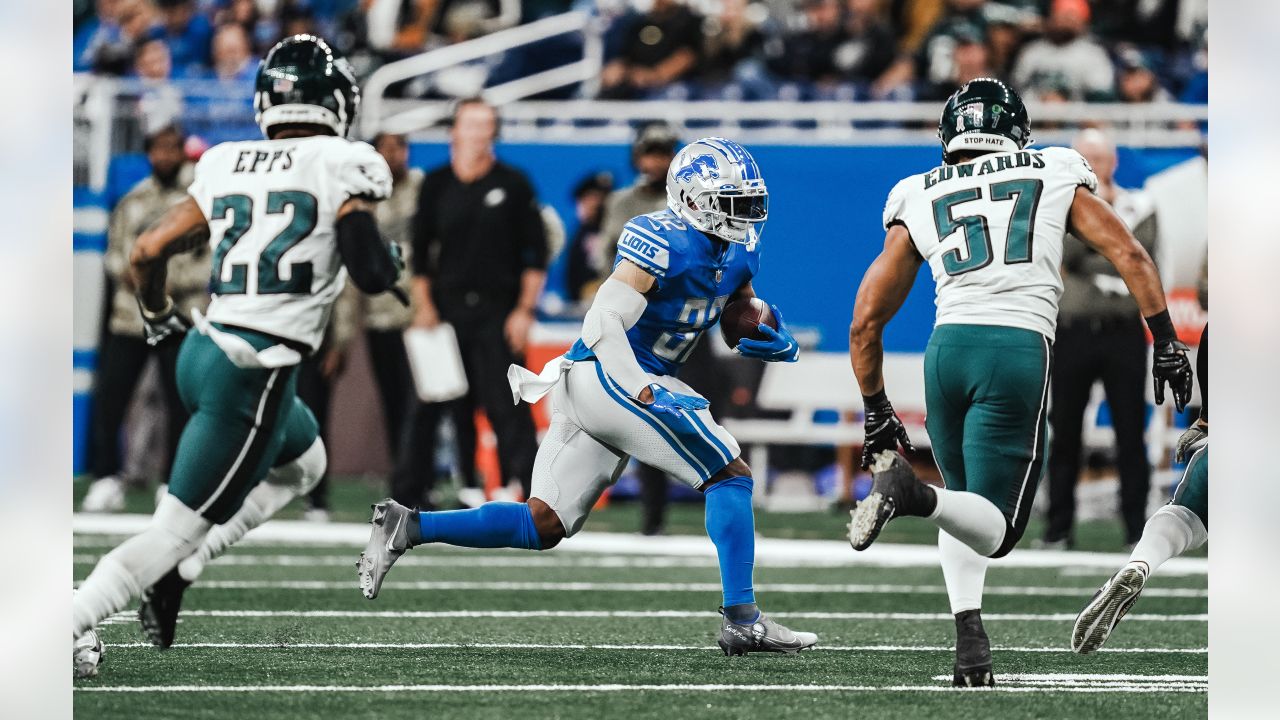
514;208;758;535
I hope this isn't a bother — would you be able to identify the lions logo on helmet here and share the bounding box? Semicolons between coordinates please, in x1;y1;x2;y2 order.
254;34;360;139
666;138;768;250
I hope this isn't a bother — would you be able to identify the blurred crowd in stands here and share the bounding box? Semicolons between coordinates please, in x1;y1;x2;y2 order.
76;0;1208;107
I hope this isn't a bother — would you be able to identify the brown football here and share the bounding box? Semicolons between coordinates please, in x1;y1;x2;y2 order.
720;297;777;349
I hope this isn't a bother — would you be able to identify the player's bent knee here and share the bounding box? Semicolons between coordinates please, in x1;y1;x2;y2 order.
267;438;327;496
528;498;566;550
703;457;752;489
989;519;1023;559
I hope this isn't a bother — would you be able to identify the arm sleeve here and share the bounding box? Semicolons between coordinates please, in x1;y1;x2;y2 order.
336;210;399;294
1197;324;1208;421
581;275;652;398
515;174;549;271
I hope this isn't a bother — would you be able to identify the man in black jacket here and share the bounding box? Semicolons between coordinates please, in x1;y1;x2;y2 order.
395;97;547;507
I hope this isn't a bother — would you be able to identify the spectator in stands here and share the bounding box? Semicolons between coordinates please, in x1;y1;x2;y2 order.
698;0;766;89
1042;129;1160;550
82;0;162;76
207;22;256;84
565;172;614;305
767;0;848;86
361;133;424;468
1116;48;1173;103
598;122;680;271
399;97;547;507
154;0;212;76
835;0;897;86
1012;0;1115;101
873;0;988;99
132;39;185;132
599;0;703;99
82;125;210;512
916;23;992;100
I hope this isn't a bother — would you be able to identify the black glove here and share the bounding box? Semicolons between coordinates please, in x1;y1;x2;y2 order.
861;390;914;469
1175;421;1208;463
138;297;191;347
1152;339;1194;412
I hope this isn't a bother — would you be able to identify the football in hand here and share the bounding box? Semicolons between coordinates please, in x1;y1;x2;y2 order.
720;297;777;349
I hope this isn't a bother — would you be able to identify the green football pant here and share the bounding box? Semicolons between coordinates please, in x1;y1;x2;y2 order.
924;324;1053;558
1172;445;1208;529
168;325;319;524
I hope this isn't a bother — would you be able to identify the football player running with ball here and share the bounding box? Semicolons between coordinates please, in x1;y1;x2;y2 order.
359;138;818;655
846;79;1194;686
1071;323;1208;654
74;35;404;675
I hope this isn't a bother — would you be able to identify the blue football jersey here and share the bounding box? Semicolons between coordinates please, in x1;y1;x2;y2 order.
567;208;761;377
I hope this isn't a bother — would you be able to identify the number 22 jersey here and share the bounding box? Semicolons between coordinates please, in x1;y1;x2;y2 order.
883;146;1098;340
186;135;392;352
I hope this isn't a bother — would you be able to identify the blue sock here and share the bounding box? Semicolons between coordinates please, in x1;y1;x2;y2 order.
704;476;757;615
417;502;542;550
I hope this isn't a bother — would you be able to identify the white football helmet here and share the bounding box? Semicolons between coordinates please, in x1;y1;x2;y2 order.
666;137;768;249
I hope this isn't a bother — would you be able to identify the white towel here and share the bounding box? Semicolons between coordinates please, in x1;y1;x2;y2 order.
191;310;303;369
507;354;574;405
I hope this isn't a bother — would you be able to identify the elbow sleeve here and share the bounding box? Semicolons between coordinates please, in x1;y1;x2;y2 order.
336;210;398;294
582;278;651;397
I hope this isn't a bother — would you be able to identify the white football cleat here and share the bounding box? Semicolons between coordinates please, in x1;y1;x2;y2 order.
81;476;126;513
74;629;104;679
356;499;414;600
1071;561;1149;653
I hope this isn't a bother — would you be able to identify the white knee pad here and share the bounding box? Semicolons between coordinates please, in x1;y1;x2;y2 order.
266;438;327;496
1155;504;1208;550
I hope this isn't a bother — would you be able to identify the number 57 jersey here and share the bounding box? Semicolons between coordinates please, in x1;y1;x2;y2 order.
187;135;393;352
883;146;1098;341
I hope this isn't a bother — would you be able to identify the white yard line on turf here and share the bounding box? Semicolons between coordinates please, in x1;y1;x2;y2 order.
105;641;1208;654
75;683;1206;695
103;609;1208;622
72;513;1208;574
130;579;1204;598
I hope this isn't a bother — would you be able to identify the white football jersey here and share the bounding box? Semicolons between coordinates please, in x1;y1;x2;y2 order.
187;135;393;352
883;146;1098;340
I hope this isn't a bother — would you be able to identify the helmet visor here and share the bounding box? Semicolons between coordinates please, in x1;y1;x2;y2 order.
718;192;768;223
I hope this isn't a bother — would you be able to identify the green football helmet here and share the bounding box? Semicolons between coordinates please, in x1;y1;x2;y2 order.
937;78;1032;164
254;34;360;139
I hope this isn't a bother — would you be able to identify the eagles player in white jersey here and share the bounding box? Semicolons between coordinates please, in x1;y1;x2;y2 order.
845;79;1194;687
73;35;402;676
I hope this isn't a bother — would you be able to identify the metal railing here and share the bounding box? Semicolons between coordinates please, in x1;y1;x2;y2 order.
358;11;605;138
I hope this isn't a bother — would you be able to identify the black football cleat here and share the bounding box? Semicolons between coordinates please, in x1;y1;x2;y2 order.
952;609;995;687
847;451;933;551
138;567;191;649
717;608;818;656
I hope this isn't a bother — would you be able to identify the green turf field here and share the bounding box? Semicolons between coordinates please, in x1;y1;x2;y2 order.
73;514;1208;719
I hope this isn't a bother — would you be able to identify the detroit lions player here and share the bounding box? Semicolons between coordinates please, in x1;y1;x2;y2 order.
359;138;818;655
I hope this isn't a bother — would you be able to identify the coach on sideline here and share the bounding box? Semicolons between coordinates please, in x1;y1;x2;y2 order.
394;97;548;507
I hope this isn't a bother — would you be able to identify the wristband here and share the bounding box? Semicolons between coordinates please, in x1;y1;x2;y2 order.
138;296;175;320
863;389;890;409
1144;309;1178;345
